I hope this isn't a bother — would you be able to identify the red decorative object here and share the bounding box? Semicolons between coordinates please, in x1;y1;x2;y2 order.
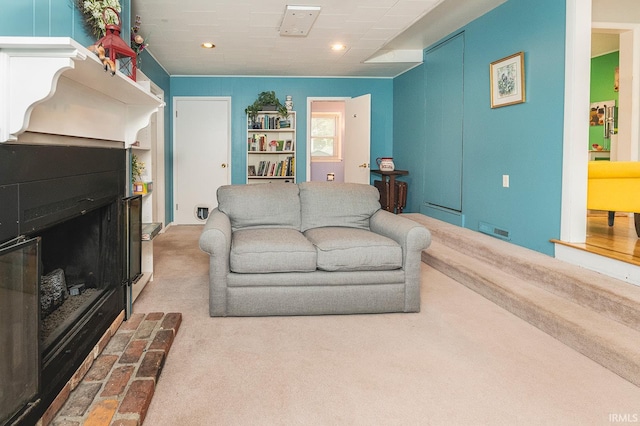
95;7;137;81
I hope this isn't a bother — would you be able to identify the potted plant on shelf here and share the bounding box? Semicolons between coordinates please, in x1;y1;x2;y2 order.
245;91;285;129
255;91;281;111
245;103;261;128
131;153;145;184
131;153;148;194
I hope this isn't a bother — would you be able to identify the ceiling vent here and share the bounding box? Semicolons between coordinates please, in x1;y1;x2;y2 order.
279;5;321;37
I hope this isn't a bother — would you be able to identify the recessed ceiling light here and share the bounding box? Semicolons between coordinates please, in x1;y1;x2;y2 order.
331;44;346;51
201;42;215;49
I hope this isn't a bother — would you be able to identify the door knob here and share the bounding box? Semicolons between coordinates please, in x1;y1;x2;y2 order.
221;163;227;168
358;163;369;168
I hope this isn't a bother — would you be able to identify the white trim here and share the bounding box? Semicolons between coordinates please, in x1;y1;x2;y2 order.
171;74;394;79
560;8;640;281
560;0;591;244
555;244;640;286
306;97;350;182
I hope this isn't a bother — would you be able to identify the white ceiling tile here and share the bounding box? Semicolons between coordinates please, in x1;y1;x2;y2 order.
132;0;504;76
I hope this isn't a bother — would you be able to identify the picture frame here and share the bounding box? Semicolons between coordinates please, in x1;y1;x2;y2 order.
490;52;525;108
284;140;293;151
248;165;256;176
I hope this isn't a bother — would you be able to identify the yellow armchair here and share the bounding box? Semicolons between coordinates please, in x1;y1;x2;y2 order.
587;161;640;236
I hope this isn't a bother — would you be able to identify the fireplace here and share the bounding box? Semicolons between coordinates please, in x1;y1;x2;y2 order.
0;143;126;426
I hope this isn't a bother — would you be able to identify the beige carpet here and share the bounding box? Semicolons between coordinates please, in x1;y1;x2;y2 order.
133;225;640;425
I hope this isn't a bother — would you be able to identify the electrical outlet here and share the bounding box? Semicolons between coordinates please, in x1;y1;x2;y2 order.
502;175;509;188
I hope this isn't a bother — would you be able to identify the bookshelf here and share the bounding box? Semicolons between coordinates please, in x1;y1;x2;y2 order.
247;111;296;184
130;70;165;303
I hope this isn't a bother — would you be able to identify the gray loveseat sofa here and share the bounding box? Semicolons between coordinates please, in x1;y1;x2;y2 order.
199;181;431;317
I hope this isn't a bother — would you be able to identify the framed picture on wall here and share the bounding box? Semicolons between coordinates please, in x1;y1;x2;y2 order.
490;52;526;108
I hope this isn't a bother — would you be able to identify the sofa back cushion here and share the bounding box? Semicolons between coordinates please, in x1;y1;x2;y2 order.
298;182;380;232
217;183;301;231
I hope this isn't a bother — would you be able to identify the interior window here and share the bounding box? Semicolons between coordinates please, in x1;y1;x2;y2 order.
311;112;341;162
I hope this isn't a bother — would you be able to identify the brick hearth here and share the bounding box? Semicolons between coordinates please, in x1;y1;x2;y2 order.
40;312;182;426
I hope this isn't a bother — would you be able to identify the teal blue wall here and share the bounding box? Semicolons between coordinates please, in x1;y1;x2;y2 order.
393;64;426;214
4;0;569;256
0;0;132;47
393;0;566;255
168;77;393;219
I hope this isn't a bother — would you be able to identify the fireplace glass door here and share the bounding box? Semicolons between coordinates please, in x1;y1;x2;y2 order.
0;237;40;425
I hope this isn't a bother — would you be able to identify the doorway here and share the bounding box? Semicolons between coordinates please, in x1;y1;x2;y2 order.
172;97;231;225
557;0;640;283
307;95;371;184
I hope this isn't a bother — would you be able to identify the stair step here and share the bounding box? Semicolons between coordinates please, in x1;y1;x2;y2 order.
423;240;640;387
405;213;640;332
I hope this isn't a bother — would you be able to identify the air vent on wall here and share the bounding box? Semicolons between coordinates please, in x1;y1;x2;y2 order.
479;221;511;241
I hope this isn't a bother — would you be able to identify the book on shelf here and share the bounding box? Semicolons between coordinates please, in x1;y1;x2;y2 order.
141;222;162;241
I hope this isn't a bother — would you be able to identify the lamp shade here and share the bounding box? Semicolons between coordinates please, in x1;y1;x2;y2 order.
95;7;137;81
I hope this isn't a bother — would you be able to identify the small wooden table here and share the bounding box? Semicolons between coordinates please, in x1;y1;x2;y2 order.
371;169;409;214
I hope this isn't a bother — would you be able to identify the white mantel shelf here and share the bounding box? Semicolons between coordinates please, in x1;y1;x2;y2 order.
0;37;162;146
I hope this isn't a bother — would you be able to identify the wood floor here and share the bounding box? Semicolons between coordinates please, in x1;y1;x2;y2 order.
554;214;640;266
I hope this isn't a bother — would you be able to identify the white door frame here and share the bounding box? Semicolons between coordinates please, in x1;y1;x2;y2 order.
560;0;592;244
172;96;231;225
558;0;640;284
561;0;640;245
306;97;350;182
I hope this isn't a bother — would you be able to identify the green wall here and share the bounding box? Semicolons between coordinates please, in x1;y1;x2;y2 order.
589;51;619;150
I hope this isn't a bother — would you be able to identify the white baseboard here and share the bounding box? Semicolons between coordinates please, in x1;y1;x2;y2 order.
555;244;640;287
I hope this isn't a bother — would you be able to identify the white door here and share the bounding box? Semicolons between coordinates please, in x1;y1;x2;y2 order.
173;97;230;225
344;94;371;184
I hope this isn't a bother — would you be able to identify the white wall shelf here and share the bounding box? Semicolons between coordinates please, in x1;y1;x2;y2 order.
0;37;161;146
247;111;296;184
130;70;165;304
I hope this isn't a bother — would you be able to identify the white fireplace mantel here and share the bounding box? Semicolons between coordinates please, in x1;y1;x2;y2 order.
0;37;162;146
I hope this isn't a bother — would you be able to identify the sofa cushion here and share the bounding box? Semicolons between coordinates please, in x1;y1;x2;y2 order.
298;182;381;232
304;227;402;272
217;183;301;231
230;228;316;273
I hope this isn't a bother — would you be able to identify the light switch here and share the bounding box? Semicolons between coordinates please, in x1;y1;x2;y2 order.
502;175;509;188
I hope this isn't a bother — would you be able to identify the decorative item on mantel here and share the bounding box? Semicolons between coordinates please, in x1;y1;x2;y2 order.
131;15;148;66
89;7;137;81
76;0;121;39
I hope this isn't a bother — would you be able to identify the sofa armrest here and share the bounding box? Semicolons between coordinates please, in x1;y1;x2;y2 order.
199;208;231;255
370;210;431;312
370;210;431;259
198;208;232;316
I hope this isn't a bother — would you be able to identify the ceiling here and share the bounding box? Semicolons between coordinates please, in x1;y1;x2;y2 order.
132;0;507;77
591;32;620;58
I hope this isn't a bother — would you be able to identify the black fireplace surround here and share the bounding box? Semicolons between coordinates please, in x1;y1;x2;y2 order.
0;144;126;426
